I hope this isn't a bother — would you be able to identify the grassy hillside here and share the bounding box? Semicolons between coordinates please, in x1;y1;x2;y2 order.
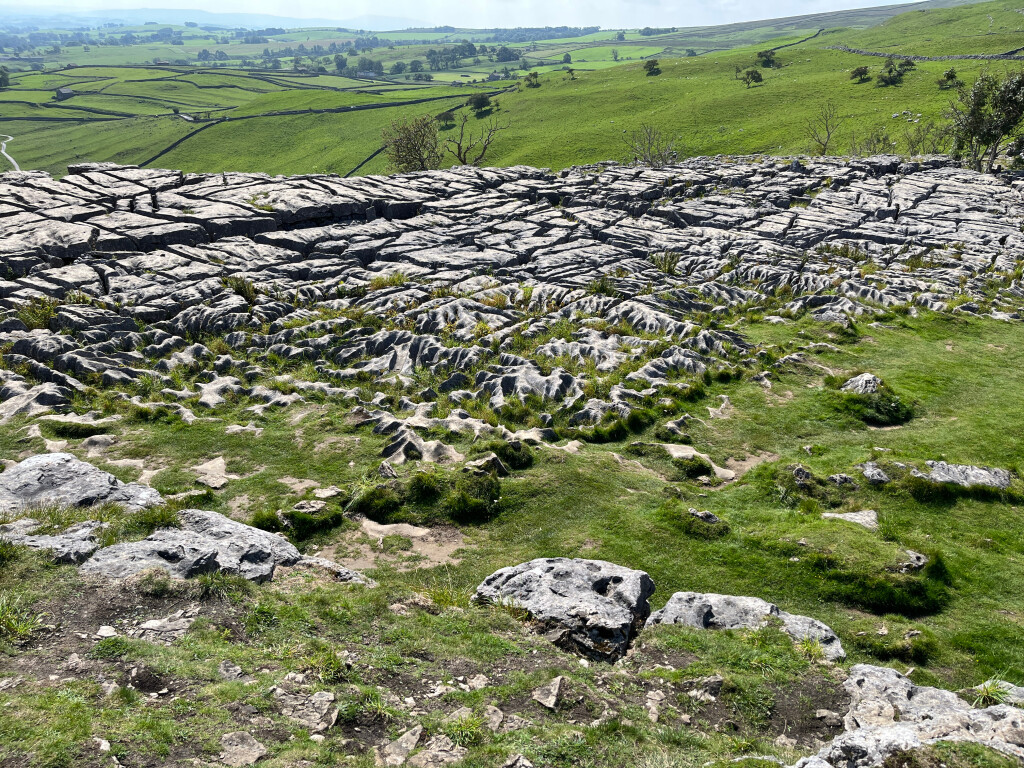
837;0;1024;55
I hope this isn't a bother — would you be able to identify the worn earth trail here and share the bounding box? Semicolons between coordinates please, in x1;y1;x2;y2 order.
0;134;19;172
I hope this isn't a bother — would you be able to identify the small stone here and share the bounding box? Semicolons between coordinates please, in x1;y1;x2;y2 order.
95;626;118;639
219;731;267;767
381;724;422;766
532;676;566;710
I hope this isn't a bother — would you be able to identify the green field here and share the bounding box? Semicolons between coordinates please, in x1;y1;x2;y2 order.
0;0;1020;176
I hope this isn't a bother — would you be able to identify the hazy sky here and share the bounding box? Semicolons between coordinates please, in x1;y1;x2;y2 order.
28;0;920;28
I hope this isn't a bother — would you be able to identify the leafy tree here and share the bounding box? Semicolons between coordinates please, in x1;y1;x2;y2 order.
624;123;678;168
615;31;626;41
466;92;491;113
562;53;572;64
0;67;8;89
382;115;443;173
611;48;620;62
643;59;661;76
756;50;777;68
937;67;963;90
685;49;697;57
878;57;915;87
804;99;847;155
444;113;510;166
523;71;541;88
565;67;576;80
949;70;1024;172
850;66;871;83
390;61;407;75
197;48;212;61
409;59;424;73
742;68;763;88
438;110;456;128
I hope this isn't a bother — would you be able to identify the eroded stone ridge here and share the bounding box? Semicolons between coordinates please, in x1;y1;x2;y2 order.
2;157;1023;452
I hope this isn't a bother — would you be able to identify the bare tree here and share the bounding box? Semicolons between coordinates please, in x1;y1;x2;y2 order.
624;123;678;168
805;100;847;155
382;115;443;172
444;113;510;166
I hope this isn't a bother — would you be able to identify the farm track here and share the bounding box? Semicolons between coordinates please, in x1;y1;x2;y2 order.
0;134;19;171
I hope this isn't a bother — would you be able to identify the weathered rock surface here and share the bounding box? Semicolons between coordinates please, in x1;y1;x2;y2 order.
793;664;1024;768
0;453;162;513
3;158;1023;469
79;508;302;582
474;558;655;661
646;592;846;661
913;461;1012;489
0;518;106;564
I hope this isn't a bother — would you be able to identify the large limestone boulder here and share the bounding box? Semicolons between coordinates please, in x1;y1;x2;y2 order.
474;557;655;661
645;591;845;661
0;453;162;513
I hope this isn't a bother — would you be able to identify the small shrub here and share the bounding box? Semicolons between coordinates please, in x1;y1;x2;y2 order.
831;388;915;426
443;473;501;524
347;485;405;524
625;407;657;432
135;568;174;597
250;509;284;533
40;421;109;439
672;455;714;480
473;439;534;470
850;626;938;663
587;274;619;297
407;470;446;503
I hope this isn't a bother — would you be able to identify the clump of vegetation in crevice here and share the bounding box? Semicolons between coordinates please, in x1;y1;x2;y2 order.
15;296;60;331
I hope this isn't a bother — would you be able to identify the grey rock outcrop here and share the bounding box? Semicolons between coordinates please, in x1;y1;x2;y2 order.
474;558;655;661
646;591;845;661
0;453;162;513
913;461;1012;490
0;518;106;564
79;508;302;583
840;373;882;395
792;664;1024;768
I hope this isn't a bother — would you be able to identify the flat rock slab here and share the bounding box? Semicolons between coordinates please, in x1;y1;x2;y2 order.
219;731;267;767
80;508;301;582
914;460;1012;489
474;557;655;661
0;518;106;564
822;510;879;531
0;453;162;513
646;591;845;661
